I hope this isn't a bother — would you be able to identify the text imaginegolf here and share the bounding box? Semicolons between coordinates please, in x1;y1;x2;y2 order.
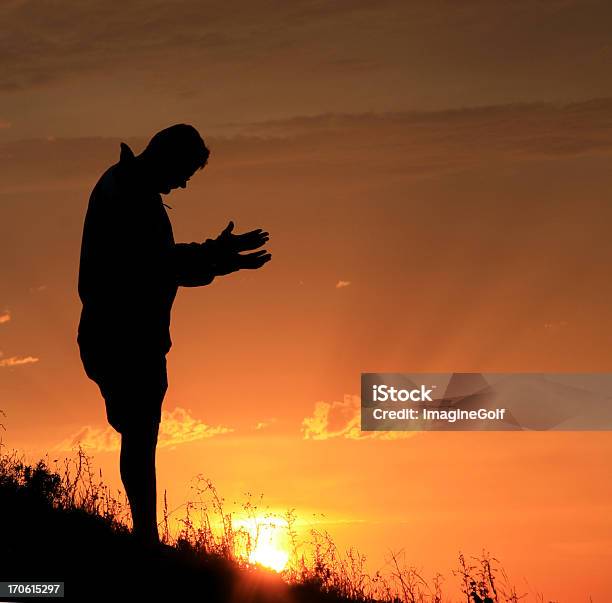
372;408;507;423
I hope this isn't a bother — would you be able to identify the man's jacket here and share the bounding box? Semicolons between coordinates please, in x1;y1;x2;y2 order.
77;143;216;357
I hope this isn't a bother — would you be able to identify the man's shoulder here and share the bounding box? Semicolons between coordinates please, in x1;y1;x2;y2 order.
87;144;155;212
90;163;121;201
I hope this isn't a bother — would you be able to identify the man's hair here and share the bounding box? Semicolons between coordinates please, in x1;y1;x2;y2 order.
144;124;210;170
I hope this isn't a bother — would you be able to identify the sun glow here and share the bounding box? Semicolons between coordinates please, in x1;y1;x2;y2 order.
236;517;290;572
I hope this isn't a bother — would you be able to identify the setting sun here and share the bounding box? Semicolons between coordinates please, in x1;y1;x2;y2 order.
236;517;290;572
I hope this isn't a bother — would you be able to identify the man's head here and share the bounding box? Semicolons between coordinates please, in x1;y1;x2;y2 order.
140;124;210;194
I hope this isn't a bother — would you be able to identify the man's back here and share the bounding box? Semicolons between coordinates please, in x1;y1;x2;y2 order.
78;143;178;356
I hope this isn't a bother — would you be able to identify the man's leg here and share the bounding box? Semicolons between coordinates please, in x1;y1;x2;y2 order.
120;420;160;545
85;350;168;546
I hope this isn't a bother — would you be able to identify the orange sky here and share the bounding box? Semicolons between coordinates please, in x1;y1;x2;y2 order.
1;1;612;599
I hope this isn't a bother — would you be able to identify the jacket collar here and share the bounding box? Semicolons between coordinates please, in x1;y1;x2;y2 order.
119;142;136;163
117;142;167;206
117;142;155;195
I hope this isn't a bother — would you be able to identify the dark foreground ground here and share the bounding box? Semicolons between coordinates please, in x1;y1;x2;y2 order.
0;458;357;603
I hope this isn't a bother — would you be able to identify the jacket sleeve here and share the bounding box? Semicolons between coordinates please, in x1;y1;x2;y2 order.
171;239;219;287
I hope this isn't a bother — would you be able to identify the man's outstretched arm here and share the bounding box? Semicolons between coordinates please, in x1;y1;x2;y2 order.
171;222;271;287
171;239;218;287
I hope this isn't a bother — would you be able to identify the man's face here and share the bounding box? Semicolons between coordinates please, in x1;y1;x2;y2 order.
156;160;203;195
158;168;194;195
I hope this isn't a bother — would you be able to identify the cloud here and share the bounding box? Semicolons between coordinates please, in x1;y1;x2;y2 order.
0;310;10;324
55;424;120;454
1;0;611;148
0;2;226;91
336;280;351;289
54;406;233;453
254;418;277;430
231;98;612;169
160;407;234;448
2;97;612;192
301;395;412;440
0;0;399;93
302;395;361;439
0;0;606;95
0;355;39;368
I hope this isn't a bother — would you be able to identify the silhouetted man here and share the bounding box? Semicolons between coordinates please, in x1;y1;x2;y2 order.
77;124;271;546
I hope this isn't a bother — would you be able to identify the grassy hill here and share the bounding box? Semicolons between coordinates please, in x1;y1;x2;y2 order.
0;448;365;603
0;446;542;603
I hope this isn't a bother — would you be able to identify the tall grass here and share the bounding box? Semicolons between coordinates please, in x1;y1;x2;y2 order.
0;442;559;603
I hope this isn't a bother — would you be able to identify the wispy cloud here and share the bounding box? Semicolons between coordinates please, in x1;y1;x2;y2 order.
232;98;612;172
302;395;361;440
254;418;277;430
1;0;604;99
0;355;39;368
1;0;389;92
336;280;351;289
160;407;234;448
55;424;120;454
54;406;233;453
301;395;413;440
2;98;612;192
0;310;10;324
